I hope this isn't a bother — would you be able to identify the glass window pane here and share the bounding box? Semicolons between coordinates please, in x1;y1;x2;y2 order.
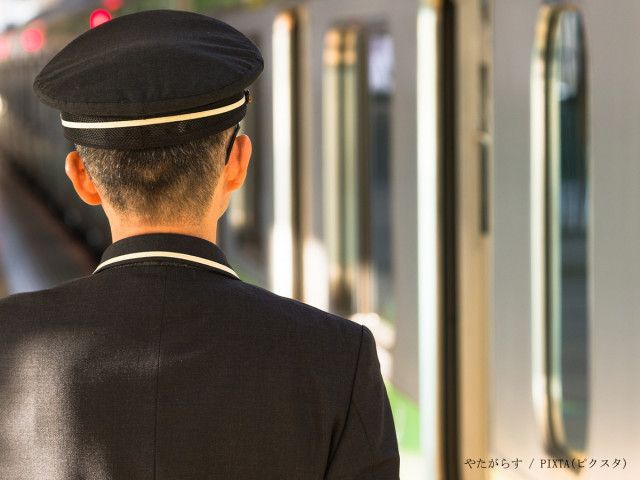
547;7;589;454
366;30;394;324
323;26;395;325
323;26;358;317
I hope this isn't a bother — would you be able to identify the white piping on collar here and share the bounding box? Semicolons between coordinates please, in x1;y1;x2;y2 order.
61;95;246;130
93;250;239;278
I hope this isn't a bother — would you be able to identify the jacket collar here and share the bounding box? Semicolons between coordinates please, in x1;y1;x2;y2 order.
94;233;239;279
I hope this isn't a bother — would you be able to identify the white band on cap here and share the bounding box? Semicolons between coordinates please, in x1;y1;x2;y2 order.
61;95;247;129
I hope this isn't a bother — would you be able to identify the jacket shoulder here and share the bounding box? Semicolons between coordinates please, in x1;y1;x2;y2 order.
229;279;363;336
0;275;91;318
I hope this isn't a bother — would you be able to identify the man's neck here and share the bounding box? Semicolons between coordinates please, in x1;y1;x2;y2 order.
109;223;218;245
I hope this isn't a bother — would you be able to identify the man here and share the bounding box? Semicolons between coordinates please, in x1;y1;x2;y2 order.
0;9;399;479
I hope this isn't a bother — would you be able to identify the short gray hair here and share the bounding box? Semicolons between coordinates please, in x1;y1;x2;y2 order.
76;129;233;224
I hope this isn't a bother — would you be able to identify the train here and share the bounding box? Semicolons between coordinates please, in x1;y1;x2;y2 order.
1;0;639;479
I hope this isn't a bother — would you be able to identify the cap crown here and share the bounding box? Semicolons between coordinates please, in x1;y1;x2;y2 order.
33;9;264;117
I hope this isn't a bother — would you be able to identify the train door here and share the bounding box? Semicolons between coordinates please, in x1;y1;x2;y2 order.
305;0;443;478
493;1;640;479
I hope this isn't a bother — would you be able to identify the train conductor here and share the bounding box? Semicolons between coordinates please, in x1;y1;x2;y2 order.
0;9;400;479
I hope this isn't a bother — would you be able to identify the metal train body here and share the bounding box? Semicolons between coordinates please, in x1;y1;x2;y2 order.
0;0;638;479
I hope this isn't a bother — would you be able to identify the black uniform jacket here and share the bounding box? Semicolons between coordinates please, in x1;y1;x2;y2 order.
0;233;399;479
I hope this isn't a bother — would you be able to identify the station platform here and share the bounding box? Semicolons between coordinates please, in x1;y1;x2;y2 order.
0;166;96;298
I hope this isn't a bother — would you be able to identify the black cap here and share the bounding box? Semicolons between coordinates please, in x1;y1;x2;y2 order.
33;9;264;150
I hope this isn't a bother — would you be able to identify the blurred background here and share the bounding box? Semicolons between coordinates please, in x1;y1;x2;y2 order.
1;0;639;478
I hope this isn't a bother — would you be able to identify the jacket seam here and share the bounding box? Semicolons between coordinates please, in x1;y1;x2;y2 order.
353;400;376;459
324;324;366;476
152;266;169;480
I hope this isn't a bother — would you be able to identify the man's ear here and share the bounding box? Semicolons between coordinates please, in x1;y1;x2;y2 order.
223;134;252;192
65;150;102;206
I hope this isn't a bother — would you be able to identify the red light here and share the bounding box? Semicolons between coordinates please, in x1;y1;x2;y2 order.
90;9;112;28
20;28;45;53
102;0;123;11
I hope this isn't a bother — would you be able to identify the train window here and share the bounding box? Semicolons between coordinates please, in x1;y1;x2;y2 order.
367;31;394;323
219;35;268;289
322;24;395;347
533;5;589;456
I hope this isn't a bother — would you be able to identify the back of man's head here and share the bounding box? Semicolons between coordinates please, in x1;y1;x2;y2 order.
76;128;233;224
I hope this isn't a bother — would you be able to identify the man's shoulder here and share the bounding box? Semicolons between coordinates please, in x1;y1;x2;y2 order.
225;281;367;376
0;275;90;315
229;280;363;338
